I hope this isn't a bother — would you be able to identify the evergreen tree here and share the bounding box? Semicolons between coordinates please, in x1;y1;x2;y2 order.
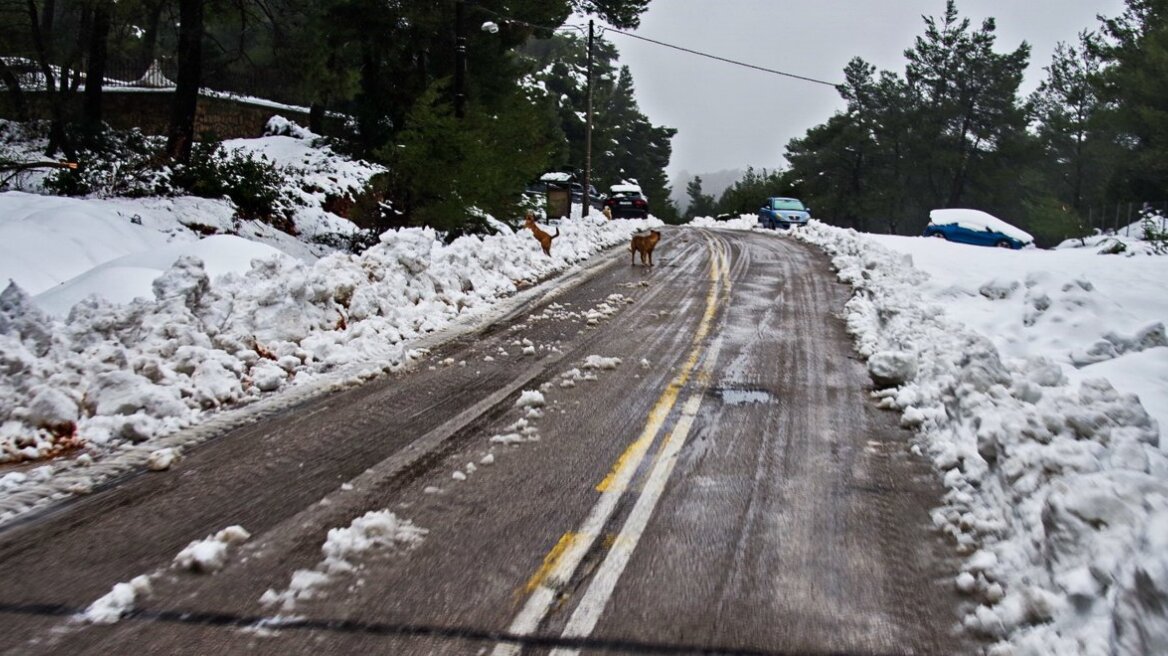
714;167;787;217
685;175;716;219
1094;0;1168;199
784;1;1033;235
903;0;1030;210
524;35;679;222
382;81;560;233
1031;34;1103;210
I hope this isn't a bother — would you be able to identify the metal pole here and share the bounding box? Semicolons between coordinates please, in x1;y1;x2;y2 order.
455;0;467;119
582;20;594;217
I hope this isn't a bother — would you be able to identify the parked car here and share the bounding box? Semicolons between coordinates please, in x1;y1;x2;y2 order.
525;176;604;210
605;183;649;219
923;209;1034;249
570;182;604;210
758;197;811;228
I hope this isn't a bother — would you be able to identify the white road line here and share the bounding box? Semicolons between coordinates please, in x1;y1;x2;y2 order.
549;337;722;656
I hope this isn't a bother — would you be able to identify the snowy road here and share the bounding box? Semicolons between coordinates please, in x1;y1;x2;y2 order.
0;228;966;654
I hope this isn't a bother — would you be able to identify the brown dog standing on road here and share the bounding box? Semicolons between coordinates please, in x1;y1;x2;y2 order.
630;229;661;266
525;212;558;256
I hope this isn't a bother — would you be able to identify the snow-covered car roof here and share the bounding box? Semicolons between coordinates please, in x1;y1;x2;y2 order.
609;184;643;194
928;209;1034;243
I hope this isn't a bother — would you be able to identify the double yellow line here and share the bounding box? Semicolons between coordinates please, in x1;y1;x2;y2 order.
495;233;730;655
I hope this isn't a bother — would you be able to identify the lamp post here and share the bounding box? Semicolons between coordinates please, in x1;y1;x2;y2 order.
582;19;594;217
454;0;467;119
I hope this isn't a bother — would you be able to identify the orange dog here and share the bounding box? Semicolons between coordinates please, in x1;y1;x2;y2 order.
630;230;661;266
525;212;558;256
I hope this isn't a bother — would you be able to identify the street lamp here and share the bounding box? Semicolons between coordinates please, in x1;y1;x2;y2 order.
582;19;594;218
455;1;467;118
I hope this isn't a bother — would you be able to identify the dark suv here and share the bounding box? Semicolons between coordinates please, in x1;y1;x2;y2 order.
605;184;649;219
571;183;604;210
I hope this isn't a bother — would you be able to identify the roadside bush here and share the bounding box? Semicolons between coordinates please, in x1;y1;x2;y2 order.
168;142;290;222
312;228;381;254
43;125;167;197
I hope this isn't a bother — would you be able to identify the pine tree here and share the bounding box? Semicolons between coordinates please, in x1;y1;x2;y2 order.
1094;0;1168;199
904;0;1030;209
685;176;716;219
1031;32;1117;211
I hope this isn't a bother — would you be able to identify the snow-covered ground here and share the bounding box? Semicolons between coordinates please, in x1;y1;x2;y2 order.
5;111;1166;653
0;121;663;524
792;222;1167;656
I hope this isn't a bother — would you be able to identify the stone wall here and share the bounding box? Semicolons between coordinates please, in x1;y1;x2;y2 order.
0;89;322;139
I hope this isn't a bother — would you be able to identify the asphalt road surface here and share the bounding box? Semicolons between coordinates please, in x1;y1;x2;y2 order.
0;227;968;655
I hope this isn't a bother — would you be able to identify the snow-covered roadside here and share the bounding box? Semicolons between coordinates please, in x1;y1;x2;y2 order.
794;221;1167;656
0;209;662;524
688;215;760;231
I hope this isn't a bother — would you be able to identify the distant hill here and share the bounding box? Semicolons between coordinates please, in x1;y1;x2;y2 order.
671;169;744;214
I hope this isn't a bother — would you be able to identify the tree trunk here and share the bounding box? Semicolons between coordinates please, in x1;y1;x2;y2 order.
0;61;28;121
309;102;325;135
83;1;112;132
141;0;165;67
27;0;74;159
167;0;204;163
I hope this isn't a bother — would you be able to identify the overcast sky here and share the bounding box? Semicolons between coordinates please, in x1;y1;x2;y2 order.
605;0;1127;184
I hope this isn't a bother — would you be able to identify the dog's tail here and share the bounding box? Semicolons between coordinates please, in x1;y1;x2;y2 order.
551;227;559;240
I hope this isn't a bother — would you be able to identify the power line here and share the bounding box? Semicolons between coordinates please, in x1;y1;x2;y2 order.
471;4;841;89
604;27;841;88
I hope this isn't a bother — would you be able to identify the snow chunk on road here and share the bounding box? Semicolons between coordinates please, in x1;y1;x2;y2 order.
261;510;425;613
583;355;622;371
82;575;152;624
147;447;180;471
173;525;251;573
321;510;426;575
515;390;546;408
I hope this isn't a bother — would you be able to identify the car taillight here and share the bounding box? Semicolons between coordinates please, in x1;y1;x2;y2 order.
634;199;646;207
605;199;615;206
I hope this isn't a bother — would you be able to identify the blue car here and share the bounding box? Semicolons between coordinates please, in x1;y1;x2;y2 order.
923;209;1034;249
758;197;811;229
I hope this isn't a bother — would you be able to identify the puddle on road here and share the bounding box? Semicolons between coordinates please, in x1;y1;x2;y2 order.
715;388;776;406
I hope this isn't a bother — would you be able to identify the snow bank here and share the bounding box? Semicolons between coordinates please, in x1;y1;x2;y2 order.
1057;213;1168;257
689;215;758;231
0;213;660;520
796;220;1168;655
0;192;195;296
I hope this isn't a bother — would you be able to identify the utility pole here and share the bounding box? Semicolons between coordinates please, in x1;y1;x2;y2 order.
582;19;594;217
454;0;467;118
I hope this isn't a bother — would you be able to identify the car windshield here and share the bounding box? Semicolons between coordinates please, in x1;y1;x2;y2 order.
771;199;805;211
